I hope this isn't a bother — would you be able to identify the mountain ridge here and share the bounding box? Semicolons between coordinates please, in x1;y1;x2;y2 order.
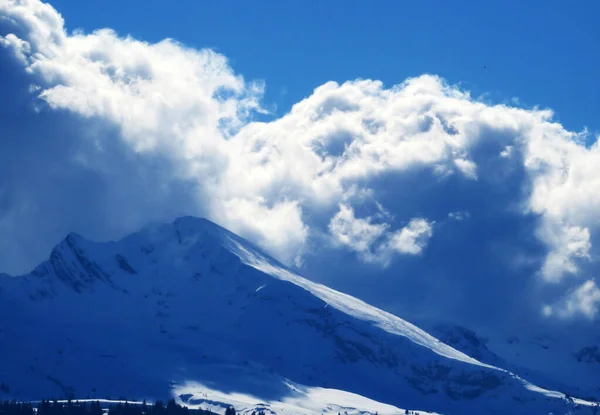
0;216;596;415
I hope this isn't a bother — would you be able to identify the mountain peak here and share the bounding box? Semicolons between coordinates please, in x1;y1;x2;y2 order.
171;216;231;243
1;218;597;414
50;231;87;256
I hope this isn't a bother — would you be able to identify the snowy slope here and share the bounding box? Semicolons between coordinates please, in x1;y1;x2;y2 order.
0;217;596;415
174;377;444;415
422;321;600;405
482;326;600;401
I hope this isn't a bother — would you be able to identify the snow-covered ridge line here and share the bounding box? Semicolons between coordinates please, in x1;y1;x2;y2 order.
24;400;146;405
173;380;444;415
226;237;493;368
224;236;599;409
2;216;598;415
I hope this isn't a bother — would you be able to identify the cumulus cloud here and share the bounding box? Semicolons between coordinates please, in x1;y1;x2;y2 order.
2;0;600;320
525;128;600;283
329;204;388;260
544;280;600;319
219;197;308;267
387;218;434;256
500;145;513;158
1;0;467;268
537;224;591;282
329;205;433;265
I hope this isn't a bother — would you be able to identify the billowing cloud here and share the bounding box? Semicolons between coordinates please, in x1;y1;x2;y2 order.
387;218;434;256
2;0;600;321
329;203;389;261
525;129;600;282
537;224;591;282
328;204;432;265
544;280;600;319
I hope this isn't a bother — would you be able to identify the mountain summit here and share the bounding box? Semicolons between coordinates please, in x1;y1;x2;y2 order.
0;217;595;414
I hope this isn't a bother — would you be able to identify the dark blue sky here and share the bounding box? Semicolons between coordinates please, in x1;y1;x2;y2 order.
50;0;599;134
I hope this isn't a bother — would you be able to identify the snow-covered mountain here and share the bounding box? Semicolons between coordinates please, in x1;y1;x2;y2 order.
0;217;597;415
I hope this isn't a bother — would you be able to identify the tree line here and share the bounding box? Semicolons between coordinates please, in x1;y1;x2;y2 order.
0;400;224;415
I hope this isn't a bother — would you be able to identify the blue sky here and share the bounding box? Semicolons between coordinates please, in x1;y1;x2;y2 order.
50;0;600;134
1;0;600;332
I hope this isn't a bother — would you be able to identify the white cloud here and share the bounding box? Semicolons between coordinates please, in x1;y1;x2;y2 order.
218;197;308;266
538;223;591;282
329;205;433;264
524;129;600;282
387;218;434;255
0;32;30;63
500;145;513;158
2;0;600;319
454;158;478;179
448;211;470;221
1;0;479;268
544;280;600;319
328;204;389;262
